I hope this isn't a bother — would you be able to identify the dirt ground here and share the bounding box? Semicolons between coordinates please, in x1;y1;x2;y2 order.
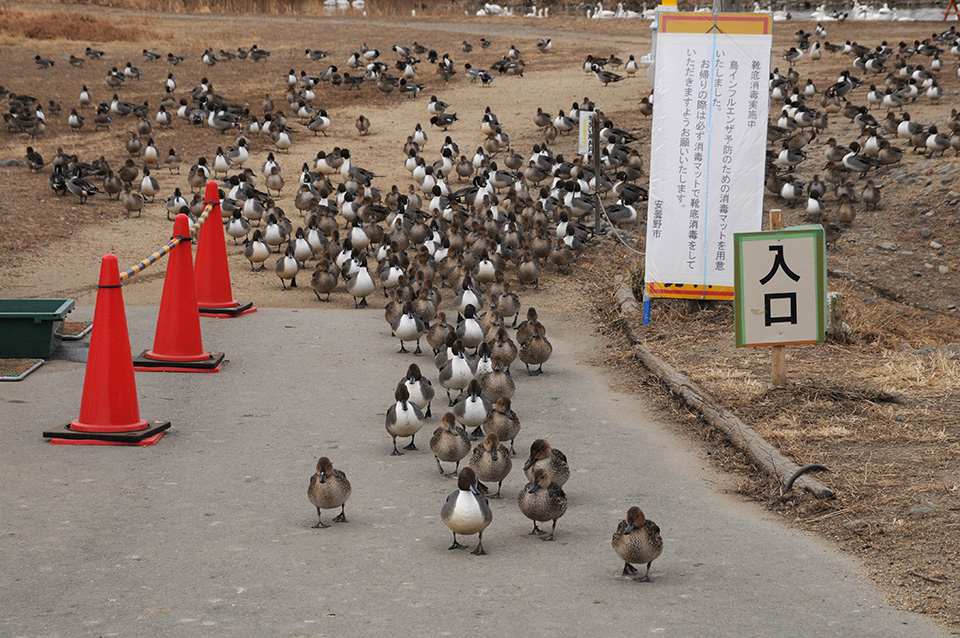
0;1;958;627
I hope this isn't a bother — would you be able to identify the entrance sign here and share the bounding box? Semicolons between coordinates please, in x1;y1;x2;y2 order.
734;225;827;347
644;12;773;300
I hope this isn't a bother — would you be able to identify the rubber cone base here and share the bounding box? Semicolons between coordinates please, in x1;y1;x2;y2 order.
133;351;224;372
44;420;171;446
198;301;256;318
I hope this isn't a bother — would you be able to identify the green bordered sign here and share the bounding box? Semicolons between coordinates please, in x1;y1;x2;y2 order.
734;225;826;348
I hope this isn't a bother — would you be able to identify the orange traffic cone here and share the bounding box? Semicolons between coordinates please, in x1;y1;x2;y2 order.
195;180;256;318
134;214;224;372
43;254;170;446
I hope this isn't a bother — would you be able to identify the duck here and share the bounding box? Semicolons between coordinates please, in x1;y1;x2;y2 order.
307;457;352;528
225;209;251;243
523;438;569;487
431;412;472;476
393;301;426;353
489;327;518;367
612;506;663;581
25;146;44;172
469;432;512;499
385;383;425;455
517;249;540;288
518;468;567;541
102;170;123;201
355;114;370;136
861;179;881;210
479;356;515;402
164;148;183;174
518;321;552;375
453;378;492;438
139;167;159;202
427;312;455;354
481;396;520;455
515;307;539;345
122;187;144;217
441;467;493;555
439;340;473;404
244;229;271;271
67;172;103;204
345;259;376;307
455;304;484;351
310;257;338;301
275;243;300;289
403;363;435;418
925;126;950;157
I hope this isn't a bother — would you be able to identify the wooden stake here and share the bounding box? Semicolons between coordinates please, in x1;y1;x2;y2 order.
769;208;787;386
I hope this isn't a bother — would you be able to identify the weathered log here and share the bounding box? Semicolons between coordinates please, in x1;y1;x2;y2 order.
613;276;835;499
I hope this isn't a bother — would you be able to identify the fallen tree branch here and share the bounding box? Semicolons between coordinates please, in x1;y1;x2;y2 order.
613;276;835;500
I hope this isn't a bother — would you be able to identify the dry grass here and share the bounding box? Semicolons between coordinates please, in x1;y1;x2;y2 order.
67;0;456;16
0;7;152;41
869;351;960;392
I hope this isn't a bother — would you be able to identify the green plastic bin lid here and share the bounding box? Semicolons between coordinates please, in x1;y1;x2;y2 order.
0;299;76;321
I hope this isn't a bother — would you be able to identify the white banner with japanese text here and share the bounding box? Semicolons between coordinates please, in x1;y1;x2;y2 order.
644;13;773;300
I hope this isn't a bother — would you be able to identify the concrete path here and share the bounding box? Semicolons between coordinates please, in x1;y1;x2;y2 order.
0;306;948;637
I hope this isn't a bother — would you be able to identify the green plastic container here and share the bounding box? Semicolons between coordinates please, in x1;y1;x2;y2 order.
0;299;76;358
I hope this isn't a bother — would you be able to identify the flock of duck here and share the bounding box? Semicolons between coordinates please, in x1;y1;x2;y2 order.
4;32;662;577
767;23;960;243
19;13;959;578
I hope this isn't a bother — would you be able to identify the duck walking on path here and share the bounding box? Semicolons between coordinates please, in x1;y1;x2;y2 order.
612;506;663;581
441;467;493;555
385;383;424;455
469;432;512;498
523;438;569;487
518;468;567;541
430;413;472;477
519;321;552;375
307;457;352;529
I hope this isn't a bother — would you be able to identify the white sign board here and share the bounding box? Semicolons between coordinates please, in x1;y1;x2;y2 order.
734;226;826;347
644;13;773;301
578;110;594;158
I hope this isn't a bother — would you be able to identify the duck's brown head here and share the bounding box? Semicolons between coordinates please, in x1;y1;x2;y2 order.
624;506;646;534
316;456;334;482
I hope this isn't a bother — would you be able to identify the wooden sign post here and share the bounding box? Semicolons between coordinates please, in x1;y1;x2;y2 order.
733;217;827;387
769;209;786;386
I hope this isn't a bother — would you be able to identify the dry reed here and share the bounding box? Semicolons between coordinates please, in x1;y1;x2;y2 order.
65;0;459;16
0;7;153;41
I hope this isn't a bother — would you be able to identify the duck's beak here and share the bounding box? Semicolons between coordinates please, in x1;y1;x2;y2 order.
469;483;481;496
523;457;535;470
319;471;327;484
490;448;499;462
623;522;635;535
527;483;541;494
